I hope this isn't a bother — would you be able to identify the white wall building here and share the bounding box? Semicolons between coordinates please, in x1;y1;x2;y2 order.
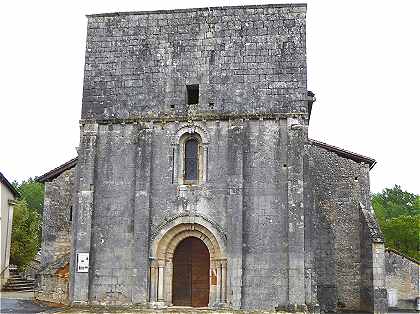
0;172;19;288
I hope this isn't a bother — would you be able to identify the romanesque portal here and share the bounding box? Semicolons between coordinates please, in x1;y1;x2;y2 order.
150;220;227;307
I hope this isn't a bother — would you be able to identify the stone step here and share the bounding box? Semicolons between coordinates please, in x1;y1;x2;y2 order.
4;282;35;287
2;277;36;292
2;287;34;292
7;278;35;282
3;285;34;289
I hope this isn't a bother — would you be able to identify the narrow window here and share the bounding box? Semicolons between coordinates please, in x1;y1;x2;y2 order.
69;206;73;222
184;138;198;182
186;84;199;105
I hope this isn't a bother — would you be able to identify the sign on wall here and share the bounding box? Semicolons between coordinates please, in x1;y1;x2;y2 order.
76;253;89;273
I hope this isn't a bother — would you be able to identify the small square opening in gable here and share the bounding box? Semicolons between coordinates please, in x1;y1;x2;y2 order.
186;84;199;105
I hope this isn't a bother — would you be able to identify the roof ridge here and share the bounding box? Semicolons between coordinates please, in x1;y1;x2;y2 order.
0;172;20;198
36;157;78;183
309;138;376;169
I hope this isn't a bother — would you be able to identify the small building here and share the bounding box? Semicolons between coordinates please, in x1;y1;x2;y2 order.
0;172;20;288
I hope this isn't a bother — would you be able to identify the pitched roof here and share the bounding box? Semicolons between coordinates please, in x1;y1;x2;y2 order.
36;158;78;183
0;172;20;198
309;139;376;169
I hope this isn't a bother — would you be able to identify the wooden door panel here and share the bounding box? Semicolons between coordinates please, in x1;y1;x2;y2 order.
172;239;192;306
191;238;210;307
172;237;210;307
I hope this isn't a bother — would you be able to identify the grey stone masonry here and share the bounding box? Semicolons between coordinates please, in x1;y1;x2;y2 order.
40;169;74;267
385;249;419;310
306;144;387;313
82;4;307;119
36;3;389;313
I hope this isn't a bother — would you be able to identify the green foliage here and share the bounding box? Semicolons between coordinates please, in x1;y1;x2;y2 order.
10;178;44;270
372;185;420;261
381;215;420;260
372;185;419;222
13;178;44;214
10;199;41;271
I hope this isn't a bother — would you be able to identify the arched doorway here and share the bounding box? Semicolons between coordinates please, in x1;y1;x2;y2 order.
149;218;227;307
172;237;210;307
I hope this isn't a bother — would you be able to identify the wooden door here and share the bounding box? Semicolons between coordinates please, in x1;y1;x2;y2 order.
172;237;210;307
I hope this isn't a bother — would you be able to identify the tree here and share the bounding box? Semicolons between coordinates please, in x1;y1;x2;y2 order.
10;178;44;269
381;215;420;260
13;178;44;214
9;199;41;271
372;185;420;261
372;185;419;222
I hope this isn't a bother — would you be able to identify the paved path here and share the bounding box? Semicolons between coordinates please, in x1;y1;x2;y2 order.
0;291;58;313
0;293;416;314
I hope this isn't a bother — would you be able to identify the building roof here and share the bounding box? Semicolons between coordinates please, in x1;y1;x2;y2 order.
0;172;20;198
309;139;376;169
36;158;78;183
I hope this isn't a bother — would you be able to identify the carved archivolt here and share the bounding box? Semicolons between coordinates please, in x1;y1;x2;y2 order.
172;123;210;145
150;214;226;260
148;215;228;306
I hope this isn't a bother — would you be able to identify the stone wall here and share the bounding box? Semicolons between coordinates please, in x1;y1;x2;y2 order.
72;3;310;309
306;144;387;313
40;168;74;267
36;254;70;305
37;168;74;304
65;3;388;312
82;4;307;119
386;249;419;310
359;207;387;313
72;117;308;309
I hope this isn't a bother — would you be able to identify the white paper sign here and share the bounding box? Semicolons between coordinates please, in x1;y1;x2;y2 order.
77;253;89;273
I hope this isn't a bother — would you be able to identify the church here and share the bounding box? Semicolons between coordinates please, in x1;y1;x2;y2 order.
36;4;389;312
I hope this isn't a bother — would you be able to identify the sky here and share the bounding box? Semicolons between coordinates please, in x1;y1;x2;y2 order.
0;0;419;194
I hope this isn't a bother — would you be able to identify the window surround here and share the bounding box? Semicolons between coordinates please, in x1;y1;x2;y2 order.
172;124;209;186
179;132;203;185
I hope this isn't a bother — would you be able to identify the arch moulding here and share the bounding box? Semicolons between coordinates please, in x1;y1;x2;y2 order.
148;215;228;308
172;123;210;145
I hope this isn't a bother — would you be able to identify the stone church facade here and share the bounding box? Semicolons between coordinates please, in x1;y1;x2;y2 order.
36;4;390;312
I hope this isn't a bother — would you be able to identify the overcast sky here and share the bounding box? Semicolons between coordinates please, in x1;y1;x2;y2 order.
1;0;419;194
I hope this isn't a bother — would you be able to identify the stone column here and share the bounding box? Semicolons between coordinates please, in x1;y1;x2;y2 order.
209;263;217;306
172;144;179;184
216;262;222;304
221;260;227;304
165;259;173;305
287;117;306;307
157;264;165;302
227;119;244;308
133;125;153;303
149;260;158;303
202;143;208;182
71;122;98;304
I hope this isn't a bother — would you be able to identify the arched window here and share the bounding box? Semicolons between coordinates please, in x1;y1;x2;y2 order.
184;138;199;182
175;130;207;185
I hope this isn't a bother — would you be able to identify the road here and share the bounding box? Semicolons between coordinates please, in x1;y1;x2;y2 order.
0;292;58;313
